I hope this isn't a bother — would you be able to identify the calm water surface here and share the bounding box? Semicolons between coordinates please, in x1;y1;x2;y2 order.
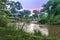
47;25;60;37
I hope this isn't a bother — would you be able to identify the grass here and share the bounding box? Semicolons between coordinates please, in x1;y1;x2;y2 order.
0;26;60;40
0;22;60;40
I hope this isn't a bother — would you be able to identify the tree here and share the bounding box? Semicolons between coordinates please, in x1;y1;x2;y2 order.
44;0;60;16
0;0;9;27
32;10;40;21
20;10;31;23
9;1;23;13
6;1;23;18
33;10;39;14
42;0;60;24
15;2;23;10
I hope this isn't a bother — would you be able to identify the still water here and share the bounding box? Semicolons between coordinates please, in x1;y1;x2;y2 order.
47;25;60;37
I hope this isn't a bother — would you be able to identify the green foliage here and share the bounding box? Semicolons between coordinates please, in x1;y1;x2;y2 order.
23;10;31;18
0;26;59;40
8;1;23;13
39;0;60;24
51;15;60;24
0;4;4;9
0;0;7;2
19;10;31;23
0;0;8;27
0;16;8;27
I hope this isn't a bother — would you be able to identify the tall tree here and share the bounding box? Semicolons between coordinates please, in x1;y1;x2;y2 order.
6;1;23;19
0;0;9;27
0;0;7;16
42;0;60;24
7;1;23;13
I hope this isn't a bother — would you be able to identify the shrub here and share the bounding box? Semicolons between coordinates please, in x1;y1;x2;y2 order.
0;16;8;27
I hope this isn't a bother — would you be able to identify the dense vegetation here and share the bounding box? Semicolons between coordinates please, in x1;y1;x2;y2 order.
0;26;60;40
38;0;60;24
0;0;60;40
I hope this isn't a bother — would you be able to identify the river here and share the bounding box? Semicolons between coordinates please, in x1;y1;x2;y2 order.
47;25;60;37
15;22;60;37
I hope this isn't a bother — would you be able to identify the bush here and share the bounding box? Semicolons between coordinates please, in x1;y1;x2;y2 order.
53;15;60;24
47;15;60;25
0;16;8;27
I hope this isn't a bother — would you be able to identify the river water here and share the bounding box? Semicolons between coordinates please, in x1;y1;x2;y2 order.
47;25;60;37
15;22;60;37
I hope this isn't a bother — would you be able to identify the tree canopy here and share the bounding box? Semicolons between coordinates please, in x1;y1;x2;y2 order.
38;0;60;24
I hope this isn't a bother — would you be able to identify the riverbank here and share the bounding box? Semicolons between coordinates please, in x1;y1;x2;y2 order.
0;26;60;40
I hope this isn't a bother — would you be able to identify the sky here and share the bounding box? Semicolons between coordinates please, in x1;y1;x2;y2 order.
13;0;49;11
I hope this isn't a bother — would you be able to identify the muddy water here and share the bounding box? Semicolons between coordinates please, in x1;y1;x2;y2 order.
16;22;60;37
47;25;60;37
